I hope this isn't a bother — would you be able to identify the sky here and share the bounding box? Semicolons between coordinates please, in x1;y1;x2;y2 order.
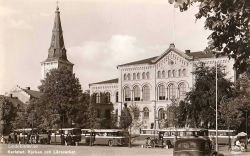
0;0;211;94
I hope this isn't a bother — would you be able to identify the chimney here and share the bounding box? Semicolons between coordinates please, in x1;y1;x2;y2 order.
26;87;30;90
185;50;191;54
10;94;13;98
169;43;175;48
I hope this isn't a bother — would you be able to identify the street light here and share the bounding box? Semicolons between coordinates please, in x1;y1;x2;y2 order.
215;55;218;152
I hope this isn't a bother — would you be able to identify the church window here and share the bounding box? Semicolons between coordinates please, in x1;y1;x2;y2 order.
133;73;136;80
157;71;161;78
134;85;140;101
158;108;165;120
124;87;131;101
162;71;165;78
142;72;145;79
137;73;140;79
143;85;150;101
143;107;149;119
158;84;165;100
168;70;171;77
168;84;176;100
179;83;186;100
183;69;186;76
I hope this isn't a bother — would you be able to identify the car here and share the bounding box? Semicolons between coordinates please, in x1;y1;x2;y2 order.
173;138;222;156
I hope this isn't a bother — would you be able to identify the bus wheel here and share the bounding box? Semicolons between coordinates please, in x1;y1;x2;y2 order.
108;140;113;147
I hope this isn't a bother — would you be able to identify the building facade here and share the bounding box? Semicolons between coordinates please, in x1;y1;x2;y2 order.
89;43;236;129
41;6;73;79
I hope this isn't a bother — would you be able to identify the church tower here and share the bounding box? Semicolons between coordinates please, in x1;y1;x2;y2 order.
41;6;73;79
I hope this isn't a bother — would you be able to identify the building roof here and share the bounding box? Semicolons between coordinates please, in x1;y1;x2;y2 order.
118;56;158;67
186;51;214;59
0;95;25;107
90;78;119;85
118;51;215;67
23;89;42;99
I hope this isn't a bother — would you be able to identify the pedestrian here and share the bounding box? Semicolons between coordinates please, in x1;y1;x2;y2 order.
8;134;11;144
35;134;39;144
47;132;51;144
60;135;65;145
14;133;17;144
65;134;69;146
27;133;31;144
68;135;72;146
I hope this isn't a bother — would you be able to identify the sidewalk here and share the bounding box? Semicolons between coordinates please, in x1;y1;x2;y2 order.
219;145;250;156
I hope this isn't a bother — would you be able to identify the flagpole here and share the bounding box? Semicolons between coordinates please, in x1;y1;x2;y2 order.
215;55;218;152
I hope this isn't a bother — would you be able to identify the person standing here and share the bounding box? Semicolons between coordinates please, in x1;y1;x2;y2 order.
14;133;17;144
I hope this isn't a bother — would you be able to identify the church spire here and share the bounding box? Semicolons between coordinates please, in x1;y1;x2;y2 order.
47;5;68;61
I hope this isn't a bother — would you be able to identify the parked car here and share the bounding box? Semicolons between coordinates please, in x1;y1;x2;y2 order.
173;138;223;156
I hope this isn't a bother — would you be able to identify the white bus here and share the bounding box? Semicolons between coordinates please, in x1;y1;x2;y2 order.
85;129;129;146
208;129;237;145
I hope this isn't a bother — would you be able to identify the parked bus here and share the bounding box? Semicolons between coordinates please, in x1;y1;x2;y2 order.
80;129;89;143
43;128;81;145
208;129;237;145
85;129;129;146
140;128;208;147
13;128;39;144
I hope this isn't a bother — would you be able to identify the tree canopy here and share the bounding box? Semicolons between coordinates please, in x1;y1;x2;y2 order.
185;63;234;128
169;0;250;73
36;66;85;129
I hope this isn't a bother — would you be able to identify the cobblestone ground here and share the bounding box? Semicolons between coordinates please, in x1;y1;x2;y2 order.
0;143;250;156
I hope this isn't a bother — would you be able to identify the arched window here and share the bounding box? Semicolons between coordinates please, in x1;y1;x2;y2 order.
127;73;131;80
172;70;176;77
142;72;145;79
183;69;186;76
124;87;131;101
168;84;176;100
158;108;165;120
143;85;150;101
158;84;165;100
168;70;171;77
134;85;140;101
143;107;149;119
134;107;140;120
162;71;165;78
124;74;127;80
157;71;161;78
105;92;110;103
179;83;186;100
178;69;181;77
96;92;101;103
133;73;136;80
146;72;150;79
116;92;118;102
137;73;140;80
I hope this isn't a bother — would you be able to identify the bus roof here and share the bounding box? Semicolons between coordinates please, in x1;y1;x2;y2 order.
88;129;125;133
159;128;207;132
208;129;236;132
14;128;38;131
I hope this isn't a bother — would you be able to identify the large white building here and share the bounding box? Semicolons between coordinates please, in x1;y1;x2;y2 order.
89;43;236;129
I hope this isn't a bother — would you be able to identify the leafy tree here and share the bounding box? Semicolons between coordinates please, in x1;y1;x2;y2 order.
177;100;190;128
219;98;244;130
37;66;85;129
167;98;179;128
169;0;250;73
185;63;234;128
119;105;132;130
0;97;17;133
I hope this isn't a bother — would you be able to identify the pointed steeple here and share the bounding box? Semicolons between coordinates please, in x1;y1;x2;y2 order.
47;6;68;61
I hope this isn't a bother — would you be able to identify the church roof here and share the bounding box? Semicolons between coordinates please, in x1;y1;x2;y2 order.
0;95;25;107
90;78;119;85
42;6;73;65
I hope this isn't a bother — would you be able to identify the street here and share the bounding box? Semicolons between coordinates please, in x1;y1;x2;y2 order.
1;143;250;156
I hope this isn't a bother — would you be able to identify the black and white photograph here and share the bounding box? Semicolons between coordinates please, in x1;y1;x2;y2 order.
0;0;250;156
